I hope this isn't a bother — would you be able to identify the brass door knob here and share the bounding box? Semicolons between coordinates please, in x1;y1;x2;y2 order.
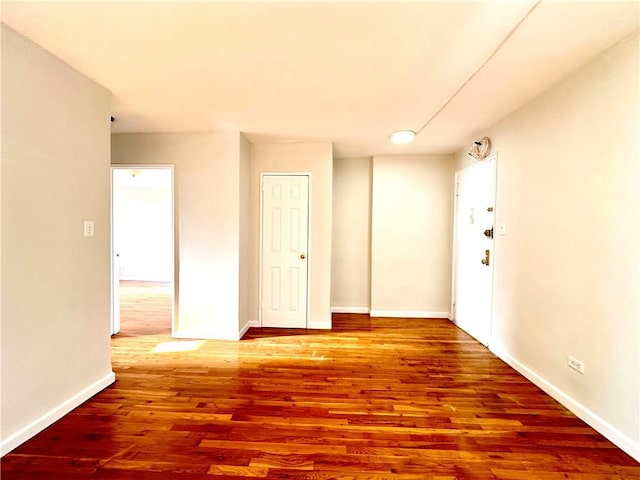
481;249;490;266
300;254;306;259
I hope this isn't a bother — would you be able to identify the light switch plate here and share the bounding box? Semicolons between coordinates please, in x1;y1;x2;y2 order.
499;223;506;235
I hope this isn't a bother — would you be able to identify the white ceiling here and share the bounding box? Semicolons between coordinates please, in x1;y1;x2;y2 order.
2;1;638;158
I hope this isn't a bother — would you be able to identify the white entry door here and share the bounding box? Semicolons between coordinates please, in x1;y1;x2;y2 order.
261;175;309;328
452;155;496;346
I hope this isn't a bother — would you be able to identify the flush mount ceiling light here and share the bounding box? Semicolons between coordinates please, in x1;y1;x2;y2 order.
389;130;416;144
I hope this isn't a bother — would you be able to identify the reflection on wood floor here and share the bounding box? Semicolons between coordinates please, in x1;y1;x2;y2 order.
2;284;638;478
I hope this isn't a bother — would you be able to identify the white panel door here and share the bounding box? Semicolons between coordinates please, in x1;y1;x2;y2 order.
261;175;309;328
453;156;496;345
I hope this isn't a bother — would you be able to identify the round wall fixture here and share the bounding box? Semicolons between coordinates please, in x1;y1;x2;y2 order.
468;137;491;160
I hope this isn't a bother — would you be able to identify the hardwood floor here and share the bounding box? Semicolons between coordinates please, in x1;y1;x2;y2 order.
117;280;172;336
2;286;638;478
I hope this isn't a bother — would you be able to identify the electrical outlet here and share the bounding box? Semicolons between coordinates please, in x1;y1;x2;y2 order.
83;220;94;237
568;355;585;374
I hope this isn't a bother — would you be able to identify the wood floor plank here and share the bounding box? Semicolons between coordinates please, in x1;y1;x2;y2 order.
1;280;638;479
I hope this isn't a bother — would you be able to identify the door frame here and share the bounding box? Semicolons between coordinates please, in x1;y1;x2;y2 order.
450;153;497;346
110;164;177;336
258;172;311;328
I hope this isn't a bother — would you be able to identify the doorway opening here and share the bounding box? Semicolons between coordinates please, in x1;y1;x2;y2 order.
111;166;175;337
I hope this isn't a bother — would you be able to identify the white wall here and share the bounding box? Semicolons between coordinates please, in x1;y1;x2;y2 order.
238;134;252;335
370;155;453;317
249;143;333;329
453;32;640;459
331;157;372;313
1;25;114;454
111;132;244;340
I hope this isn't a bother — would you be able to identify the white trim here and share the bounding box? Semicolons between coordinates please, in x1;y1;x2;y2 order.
308;321;331;329
331;306;370;314
174;329;239;341
306;175;313;330
0;372;115;456
239;320;260;339
110;168;118;335
369;310;450;319
491;343;640;462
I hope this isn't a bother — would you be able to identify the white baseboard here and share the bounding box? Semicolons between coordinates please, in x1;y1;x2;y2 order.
239;320;260;338
174;329;240;341
242;320;330;331
369;310;450;319
1;372;116;456
491;343;640;462
308;321;331;329
331;306;370;314
176;321;260;342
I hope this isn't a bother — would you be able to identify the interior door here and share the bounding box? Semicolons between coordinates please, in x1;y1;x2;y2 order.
261;175;309;328
452;155;496;346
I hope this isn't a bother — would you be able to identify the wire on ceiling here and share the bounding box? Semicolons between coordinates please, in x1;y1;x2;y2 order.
414;0;542;136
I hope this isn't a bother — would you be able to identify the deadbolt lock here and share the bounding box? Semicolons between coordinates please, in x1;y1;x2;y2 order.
300;254;306;260
481;249;490;266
